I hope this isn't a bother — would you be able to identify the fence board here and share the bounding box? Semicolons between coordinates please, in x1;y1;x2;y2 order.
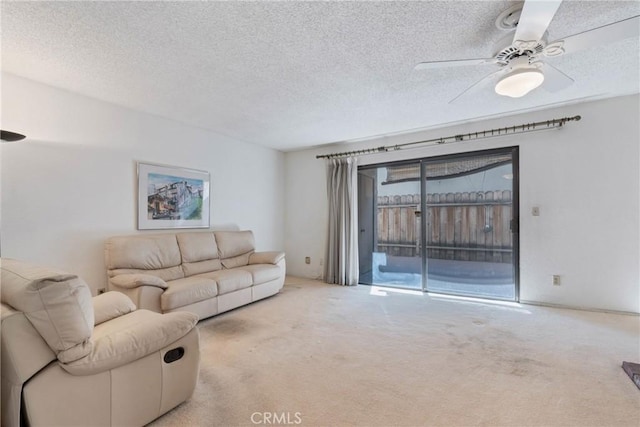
376;191;513;262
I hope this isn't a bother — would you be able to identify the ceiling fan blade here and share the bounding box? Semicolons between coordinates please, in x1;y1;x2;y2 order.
552;15;640;55
414;58;496;70
541;63;574;92
449;70;502;104
513;0;563;44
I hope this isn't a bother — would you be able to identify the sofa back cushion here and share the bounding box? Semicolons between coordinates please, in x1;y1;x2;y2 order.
176;232;222;276
214;231;255;268
105;234;184;281
0;259;94;363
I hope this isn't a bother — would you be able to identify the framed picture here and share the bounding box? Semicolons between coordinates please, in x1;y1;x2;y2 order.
137;162;210;230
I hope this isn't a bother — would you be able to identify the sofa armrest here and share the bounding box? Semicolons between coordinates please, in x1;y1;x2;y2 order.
61;310;198;376
110;273;167;290
249;251;285;265
93;292;136;326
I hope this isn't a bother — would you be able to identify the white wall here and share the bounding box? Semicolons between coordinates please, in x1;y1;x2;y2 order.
285;95;640;313
1;73;285;293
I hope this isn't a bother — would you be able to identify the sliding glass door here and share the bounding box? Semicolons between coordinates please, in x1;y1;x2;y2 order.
422;149;518;300
358;147;518;301
358;162;422;289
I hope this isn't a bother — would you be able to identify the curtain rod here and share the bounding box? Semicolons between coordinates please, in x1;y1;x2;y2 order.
316;115;581;159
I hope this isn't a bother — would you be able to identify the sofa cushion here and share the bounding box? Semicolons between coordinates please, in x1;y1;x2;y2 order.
220;253;252;269
0;259;94;363
177;232;223;276
110;273;168;289
93;292;137;326
177;232;219;262
214;231;255;268
161;277;218;311
249;251;285;265
197;269;252;294
106;234;182;271
238;264;282;285
109;266;184;282
182;259;223;277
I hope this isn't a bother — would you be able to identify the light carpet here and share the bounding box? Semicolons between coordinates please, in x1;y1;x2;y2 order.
151;277;640;427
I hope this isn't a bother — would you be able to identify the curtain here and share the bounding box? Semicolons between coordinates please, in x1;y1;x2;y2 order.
324;157;359;285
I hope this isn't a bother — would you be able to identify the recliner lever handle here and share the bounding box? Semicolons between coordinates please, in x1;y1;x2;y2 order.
164;347;185;363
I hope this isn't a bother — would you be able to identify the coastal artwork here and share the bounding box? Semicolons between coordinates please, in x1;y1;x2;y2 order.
138;163;210;229
147;173;203;220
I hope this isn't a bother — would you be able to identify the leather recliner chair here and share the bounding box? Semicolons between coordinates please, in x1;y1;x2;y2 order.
0;258;201;426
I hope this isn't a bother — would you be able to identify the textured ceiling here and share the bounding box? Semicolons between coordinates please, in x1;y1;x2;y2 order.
1;1;639;151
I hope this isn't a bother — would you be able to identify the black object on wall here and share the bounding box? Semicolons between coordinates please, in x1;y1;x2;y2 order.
0;130;26;142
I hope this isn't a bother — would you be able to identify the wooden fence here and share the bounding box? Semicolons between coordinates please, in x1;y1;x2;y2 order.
377;191;513;263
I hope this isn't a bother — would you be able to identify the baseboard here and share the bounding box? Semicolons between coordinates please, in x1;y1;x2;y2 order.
519;299;640;316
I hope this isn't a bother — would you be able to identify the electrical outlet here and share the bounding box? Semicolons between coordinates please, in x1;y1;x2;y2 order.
98;288;107;294
532;206;540;216
305;256;311;265
552;275;561;286
319;258;323;266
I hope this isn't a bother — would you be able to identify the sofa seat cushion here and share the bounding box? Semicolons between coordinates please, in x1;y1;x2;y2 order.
197;269;252;294
238;264;282;285
161;277;218;311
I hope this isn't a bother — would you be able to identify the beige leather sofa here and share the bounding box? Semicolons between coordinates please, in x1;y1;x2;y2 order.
105;230;285;320
0;258;200;427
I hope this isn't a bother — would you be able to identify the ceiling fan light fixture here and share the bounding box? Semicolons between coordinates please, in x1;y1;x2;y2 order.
495;67;545;98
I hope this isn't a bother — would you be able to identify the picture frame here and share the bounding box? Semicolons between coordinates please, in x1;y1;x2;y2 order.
137;162;210;230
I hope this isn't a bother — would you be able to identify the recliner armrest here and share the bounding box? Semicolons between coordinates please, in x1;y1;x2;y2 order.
249;251;285;265
61;310;198;376
110;273;168;290
93;292;136;326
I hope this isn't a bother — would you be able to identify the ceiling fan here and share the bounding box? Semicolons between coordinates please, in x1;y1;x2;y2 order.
414;0;640;102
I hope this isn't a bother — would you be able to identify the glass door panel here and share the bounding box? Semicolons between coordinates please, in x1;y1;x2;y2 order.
358;163;422;289
423;151;517;300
